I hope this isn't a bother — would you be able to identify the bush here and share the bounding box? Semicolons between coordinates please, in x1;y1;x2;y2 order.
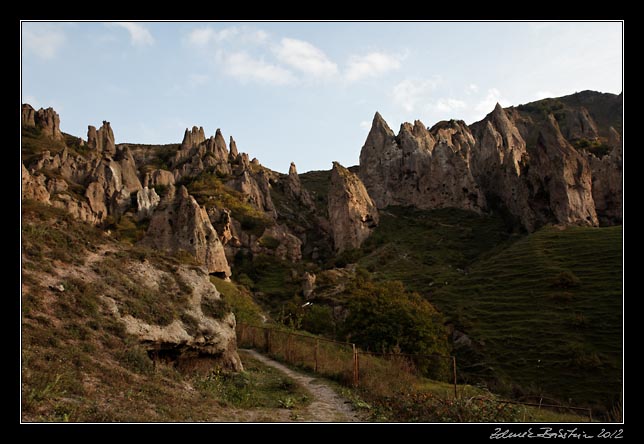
550;270;580;289
342;276;450;380
301;304;335;337
117;347;154;374
201;296;230;320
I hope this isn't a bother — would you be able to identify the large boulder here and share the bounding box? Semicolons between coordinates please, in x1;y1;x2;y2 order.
103;262;242;371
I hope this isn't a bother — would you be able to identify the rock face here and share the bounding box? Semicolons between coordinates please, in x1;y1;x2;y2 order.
286;162;315;207
22;164;50;204
359;113;484;212
470;104;599;231
104;262;242;371
586;126;622;225
136;187;160;218
328;161;379;252
144;186;231;278
302;272;316;298
22;104;36;127
24;106;63;140
88;121;116;157
361;91;620;231
181;126;206;150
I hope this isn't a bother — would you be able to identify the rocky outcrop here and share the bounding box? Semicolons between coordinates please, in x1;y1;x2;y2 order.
181;126;206;150
586;127;622;225
22;104;36;127
302;272;316;298
470;104;535;229
144;186;231;278
227;168;276;216
359;112;484;212
88;121;116;157
361;100;614;232
286;162;315;208
103;262;242;371
328;162;379;252
529;115;598;226
84;145;143;219
136;187;160;219
260;224;303;262
561;106;599;141
471;105;598;229
144;168;175;189
229;136;239;159
22;164;50;204
26;107;63;140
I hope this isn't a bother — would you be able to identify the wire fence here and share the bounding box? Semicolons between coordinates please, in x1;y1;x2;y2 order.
236;322;456;394
236;322;593;421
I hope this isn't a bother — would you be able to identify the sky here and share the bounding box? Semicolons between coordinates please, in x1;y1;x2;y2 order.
21;21;622;173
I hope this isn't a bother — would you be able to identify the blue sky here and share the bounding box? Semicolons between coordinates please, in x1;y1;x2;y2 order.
21;21;622;173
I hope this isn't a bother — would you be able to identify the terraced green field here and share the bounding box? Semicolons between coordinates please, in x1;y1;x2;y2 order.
358;207;622;412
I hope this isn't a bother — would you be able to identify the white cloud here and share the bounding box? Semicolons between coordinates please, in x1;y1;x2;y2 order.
360;120;371;130
188;74;209;87
434;98;467;113
468;83;479;93
111;22;154;47
274;38;338;78
221;51;295;86
187;26;268;47
391;77;441;113
475;88;510;113
345;52;401;82
22;25;66;60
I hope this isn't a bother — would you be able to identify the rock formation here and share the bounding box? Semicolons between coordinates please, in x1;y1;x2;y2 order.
361;92;619;231
88;121;116;157
136;187;161;219
286;162;315;208
21;164;50;204
22;104;36;127
359;112;484;212
181;126;206;150
103;261;242;371
586;126;622;225
328;161;379;252
302;272;316;299
22;105;63;140
144;186;231;278
229;136;239;159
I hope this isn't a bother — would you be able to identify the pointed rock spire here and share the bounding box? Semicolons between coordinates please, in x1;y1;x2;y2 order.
229;136;239;158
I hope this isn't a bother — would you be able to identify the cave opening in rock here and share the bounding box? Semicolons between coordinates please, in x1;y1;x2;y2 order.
209;271;227;279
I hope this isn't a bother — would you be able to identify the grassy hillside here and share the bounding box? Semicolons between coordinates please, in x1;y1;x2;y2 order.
352;207;621;413
434;225;622;412
21;201;310;421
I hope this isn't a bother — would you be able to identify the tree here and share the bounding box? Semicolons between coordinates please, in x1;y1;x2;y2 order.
342;277;450;380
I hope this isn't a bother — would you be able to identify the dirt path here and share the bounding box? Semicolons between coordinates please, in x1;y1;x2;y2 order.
240;349;361;422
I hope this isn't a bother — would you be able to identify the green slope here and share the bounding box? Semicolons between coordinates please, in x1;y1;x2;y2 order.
357;207;622;412
436;225;622;411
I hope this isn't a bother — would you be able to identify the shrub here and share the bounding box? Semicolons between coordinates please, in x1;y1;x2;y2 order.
259;235;280;250
550;270;581;289
342;277;450;380
117;347;154;374
201;296;230;320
